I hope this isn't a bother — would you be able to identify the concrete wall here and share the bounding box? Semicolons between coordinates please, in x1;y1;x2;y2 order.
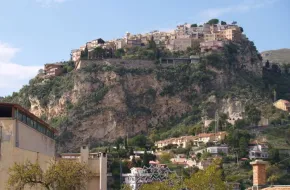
77;59;156;70
0;119;54;190
18;121;55;157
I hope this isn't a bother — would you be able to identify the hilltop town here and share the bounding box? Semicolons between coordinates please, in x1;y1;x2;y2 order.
42;19;245;78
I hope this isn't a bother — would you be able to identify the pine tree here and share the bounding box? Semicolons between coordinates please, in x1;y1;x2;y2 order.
131;156;137;168
124;138;128;150
129;147;134;156
239;137;248;157
142;150;149;167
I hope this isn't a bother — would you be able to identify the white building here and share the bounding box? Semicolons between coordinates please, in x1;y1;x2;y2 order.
249;144;269;160
206;146;229;155
122;167;150;190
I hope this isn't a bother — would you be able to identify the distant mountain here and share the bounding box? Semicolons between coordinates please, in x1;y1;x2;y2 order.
261;48;290;64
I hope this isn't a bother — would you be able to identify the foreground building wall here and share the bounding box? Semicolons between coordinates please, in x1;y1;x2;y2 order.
0;103;56;190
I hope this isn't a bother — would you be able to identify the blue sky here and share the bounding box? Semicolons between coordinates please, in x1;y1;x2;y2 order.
0;0;289;96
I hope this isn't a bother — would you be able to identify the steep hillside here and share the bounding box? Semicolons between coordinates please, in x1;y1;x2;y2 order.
2;40;272;152
261;48;290;64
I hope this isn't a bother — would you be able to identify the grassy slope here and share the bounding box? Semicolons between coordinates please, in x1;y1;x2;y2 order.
261;48;290;64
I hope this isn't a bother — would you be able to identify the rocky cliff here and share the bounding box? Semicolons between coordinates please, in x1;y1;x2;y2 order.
2;40;267;152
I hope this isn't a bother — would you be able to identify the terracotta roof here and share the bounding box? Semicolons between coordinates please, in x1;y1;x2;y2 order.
198;133;216;138
0;103;57;133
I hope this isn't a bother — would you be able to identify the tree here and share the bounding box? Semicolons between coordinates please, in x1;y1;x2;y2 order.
265;60;270;68
245;104;261;126
234;119;248;129
122;184;132;190
232;21;237;25
221;21;227;25
267;165;281;185
239;27;244;33
128;134;147;148
38;69;44;75
129;147;134;155
159;152;171;164
269;148;280;164
124;137;128;150
191;23;198;27
131;156;138;168
239;137;248;158
192;40;202;55
81;45;89;59
142;150;150;167
148;36;157;50
7;160;93;190
207;18;219;25
115;137;124;150
196;153;202;160
115;48;125;58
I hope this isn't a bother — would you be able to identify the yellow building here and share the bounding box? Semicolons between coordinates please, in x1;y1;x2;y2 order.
0;103;57;190
273;99;290;112
60;146;108;190
220;28;242;42
204;33;223;41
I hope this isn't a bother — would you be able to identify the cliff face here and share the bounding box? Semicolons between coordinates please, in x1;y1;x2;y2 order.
2;41;265;152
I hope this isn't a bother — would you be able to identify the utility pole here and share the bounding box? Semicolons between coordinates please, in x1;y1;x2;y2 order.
202;108;206;133
215;110;219;142
273;89;277;102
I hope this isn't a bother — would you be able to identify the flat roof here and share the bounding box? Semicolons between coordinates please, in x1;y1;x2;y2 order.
0;103;57;133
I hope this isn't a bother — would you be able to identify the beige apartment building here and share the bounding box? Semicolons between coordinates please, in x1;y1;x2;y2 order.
0;103;56;190
220;28;242;42
204;33;224;42
60;146;107;190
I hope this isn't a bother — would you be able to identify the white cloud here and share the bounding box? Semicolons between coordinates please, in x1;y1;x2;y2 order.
0;42;41;97
36;0;68;7
199;0;278;19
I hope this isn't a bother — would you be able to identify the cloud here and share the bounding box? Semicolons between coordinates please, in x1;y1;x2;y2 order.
0;42;41;97
36;0;68;7
199;0;278;19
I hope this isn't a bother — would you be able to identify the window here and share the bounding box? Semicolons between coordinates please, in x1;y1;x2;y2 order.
0;106;12;117
18;112;22;121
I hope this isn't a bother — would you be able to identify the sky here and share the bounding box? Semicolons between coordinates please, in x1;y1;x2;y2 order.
0;0;289;97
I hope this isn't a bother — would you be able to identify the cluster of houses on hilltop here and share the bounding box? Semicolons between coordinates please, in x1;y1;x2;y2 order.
71;22;244;62
38;21;245;79
154;132;227;149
